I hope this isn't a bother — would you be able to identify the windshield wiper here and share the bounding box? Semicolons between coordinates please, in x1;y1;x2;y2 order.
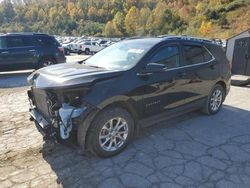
86;65;103;68
78;56;91;64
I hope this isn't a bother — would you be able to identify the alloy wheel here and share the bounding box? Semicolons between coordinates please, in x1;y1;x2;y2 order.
99;117;129;152
210;89;223;112
42;60;54;67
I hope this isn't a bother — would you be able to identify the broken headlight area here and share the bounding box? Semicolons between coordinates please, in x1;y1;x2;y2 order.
56;88;90;107
28;87;92;140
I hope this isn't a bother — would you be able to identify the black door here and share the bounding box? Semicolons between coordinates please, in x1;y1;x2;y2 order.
246;38;250;75
5;36;38;70
140;43;190;117
180;43;220;104
232;37;250;75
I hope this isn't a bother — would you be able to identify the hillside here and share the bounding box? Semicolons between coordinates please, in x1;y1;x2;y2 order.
0;0;249;39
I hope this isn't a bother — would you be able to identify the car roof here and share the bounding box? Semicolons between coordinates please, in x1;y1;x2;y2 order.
2;32;50;37
124;35;219;46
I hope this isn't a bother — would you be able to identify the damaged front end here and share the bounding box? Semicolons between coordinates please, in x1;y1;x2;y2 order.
28;87;94;141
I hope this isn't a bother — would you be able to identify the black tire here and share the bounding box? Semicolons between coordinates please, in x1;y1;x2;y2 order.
65;50;70;55
77;51;82;55
85;48;90;55
202;84;225;115
79;107;134;158
38;57;56;69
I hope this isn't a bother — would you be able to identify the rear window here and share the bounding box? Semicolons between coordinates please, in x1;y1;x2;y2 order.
36;36;60;47
183;45;213;65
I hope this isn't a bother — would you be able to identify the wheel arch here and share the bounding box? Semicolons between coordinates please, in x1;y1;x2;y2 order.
216;80;226;95
37;56;56;69
78;96;140;153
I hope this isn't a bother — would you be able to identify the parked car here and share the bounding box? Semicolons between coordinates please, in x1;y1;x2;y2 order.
27;36;231;157
78;41;105;55
62;44;72;55
68;38;85;53
0;33;66;71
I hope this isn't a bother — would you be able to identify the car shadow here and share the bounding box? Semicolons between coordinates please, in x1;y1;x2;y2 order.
41;105;250;187
0;70;33;88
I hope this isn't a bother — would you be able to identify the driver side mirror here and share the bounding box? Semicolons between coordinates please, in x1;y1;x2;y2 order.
137;63;166;77
146;63;166;72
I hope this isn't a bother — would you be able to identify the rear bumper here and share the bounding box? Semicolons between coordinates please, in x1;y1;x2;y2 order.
55;54;66;64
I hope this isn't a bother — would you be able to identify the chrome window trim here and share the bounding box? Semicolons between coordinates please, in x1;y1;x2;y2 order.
164;45;215;72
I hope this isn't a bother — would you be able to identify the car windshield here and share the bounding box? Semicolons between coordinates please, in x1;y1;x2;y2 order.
84;39;157;70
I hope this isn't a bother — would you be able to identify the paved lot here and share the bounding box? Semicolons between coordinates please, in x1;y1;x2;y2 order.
0;62;250;187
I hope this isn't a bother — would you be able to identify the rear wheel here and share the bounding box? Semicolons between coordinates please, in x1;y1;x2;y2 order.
79;107;134;158
202;84;225;115
38;57;55;68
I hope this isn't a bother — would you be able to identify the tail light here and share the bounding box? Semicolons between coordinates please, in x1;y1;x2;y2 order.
228;62;232;70
80;45;82;49
58;47;64;54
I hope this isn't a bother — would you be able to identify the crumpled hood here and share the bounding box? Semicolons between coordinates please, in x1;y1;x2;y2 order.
27;62;122;89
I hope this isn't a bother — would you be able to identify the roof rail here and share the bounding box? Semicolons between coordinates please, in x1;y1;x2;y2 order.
6;32;48;36
159;35;215;43
124;36;145;40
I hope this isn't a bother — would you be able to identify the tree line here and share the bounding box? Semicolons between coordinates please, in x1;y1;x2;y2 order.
0;0;248;38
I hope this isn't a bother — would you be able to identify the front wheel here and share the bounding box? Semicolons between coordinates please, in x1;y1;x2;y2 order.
202;84;225;115
79;107;134;158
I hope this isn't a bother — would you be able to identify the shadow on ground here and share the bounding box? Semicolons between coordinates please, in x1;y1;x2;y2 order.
0;70;33;88
41;105;250;188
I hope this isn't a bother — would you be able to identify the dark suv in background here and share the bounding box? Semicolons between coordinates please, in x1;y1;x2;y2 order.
0;33;66;71
27;36;231;157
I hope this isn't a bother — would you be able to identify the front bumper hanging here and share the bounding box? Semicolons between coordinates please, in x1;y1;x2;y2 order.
29;104;86;140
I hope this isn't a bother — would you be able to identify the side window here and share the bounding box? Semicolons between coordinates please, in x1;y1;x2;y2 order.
150;45;180;69
7;37;24;48
22;36;36;46
183;45;213;65
36;36;60;47
0;37;7;49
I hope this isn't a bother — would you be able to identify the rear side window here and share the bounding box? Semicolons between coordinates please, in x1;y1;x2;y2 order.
6;36;36;48
183;45;213;65
0;37;7;49
36;36;60;47
150;45;180;69
205;44;229;64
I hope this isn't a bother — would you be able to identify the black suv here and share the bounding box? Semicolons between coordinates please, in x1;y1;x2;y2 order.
27;36;231;157
0;33;66;71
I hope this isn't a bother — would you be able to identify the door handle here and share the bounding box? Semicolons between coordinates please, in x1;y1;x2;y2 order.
1;51;9;54
29;49;36;52
136;72;152;77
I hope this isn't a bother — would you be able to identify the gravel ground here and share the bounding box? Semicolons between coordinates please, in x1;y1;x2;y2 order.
0;62;250;187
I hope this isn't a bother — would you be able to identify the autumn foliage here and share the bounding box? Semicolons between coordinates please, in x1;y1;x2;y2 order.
0;0;249;39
